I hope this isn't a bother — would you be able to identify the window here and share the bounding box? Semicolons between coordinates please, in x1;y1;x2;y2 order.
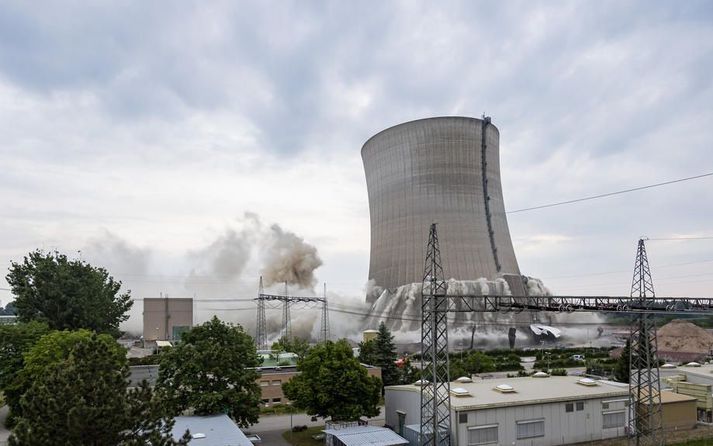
467;424;498;445
565;403;574;413
603;411;626;429
271;380;281;386
576;401;584;411
261;399;269;405
602;403;610;410
272;398;282;403
459;413;468;424
259;380;269;387
516;419;545;439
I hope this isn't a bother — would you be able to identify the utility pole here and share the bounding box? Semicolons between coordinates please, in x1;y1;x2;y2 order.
419;223;450;446
628;238;663;446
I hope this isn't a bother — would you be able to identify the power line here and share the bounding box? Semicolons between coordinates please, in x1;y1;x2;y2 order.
649;236;713;241
507;172;713;214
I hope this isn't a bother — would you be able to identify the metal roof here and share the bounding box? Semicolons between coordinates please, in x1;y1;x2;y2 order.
323;426;408;446
387;376;629;411
171;414;253;446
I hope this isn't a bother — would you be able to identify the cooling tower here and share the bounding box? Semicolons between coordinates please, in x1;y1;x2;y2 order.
362;116;523;300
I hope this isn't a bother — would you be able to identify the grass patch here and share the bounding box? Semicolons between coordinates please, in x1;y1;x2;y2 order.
672;439;713;446
282;425;325;446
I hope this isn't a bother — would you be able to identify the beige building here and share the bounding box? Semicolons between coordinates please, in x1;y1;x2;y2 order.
142;297;193;341
659;391;698;430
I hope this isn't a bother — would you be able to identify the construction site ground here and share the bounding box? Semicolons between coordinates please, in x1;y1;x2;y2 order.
576;425;713;445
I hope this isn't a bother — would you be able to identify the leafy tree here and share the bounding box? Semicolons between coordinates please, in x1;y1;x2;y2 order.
614;339;631;383
272;336;311;361
9;334;188;446
6;250;132;336
463;351;496;374
283;339;381;421
5;329;124;423
121;382;192;446
1;300;17;315
0;321;50;426
156;316;261;427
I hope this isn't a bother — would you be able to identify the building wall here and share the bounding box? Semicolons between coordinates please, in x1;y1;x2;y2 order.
361;117;521;293
661;400;697;430
259;366;382;406
385;388;627;446
143;298;193;341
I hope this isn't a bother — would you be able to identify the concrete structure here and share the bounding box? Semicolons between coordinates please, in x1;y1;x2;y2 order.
659;391;698;430
362;116;523;296
385;376;630;445
324;425;408;446
142;297;193;341
660;363;713;421
171;414;253;445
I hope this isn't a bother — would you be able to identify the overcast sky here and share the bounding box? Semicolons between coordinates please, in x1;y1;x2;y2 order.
1;1;712;329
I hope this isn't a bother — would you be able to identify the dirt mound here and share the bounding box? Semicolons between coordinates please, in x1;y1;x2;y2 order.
657;319;713;354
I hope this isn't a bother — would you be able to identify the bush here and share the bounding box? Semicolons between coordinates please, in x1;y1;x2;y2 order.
551;368;567;376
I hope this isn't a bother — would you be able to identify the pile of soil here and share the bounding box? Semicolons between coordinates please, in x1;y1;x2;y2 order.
657;319;713;354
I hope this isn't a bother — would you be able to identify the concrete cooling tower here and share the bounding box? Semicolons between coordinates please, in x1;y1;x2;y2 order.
361;116;546;334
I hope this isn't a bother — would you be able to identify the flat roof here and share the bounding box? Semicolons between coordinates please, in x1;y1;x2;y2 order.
663;364;713;379
171;414;253;446
386;376;629;411
661;390;697;404
324;426;408;446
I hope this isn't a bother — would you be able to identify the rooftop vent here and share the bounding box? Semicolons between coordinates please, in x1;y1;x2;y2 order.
494;384;515;393
414;379;430;386
577;378;598;387
456;376;473;383
532;371;550;378
661;363;677;369
192;433;206;439
686;362;702;367
451;387;471;397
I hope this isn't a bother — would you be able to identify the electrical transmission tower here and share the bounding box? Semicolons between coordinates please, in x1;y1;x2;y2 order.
629;238;663;446
256;277;268;350
254;281;329;348
420;223;451;446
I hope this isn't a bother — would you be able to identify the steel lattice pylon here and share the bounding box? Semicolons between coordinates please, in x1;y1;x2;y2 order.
256;276;268;350
420;223;450;446
629;239;663;446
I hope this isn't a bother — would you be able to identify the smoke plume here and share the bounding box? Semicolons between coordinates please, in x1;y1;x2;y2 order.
261;224;323;289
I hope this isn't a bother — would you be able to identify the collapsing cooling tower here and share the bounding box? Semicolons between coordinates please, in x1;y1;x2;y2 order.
362;116;526;301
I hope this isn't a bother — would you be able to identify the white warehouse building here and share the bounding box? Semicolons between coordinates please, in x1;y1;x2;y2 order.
385;376;630;446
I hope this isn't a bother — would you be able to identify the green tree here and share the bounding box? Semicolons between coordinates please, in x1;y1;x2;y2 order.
5;329;124;422
463;351;496;374
283;339;381;421
614;339;631;383
358;323;399;388
0;321;50;426
156;316;261;427
8;334;188;446
6;250;132;336
271;336;311;361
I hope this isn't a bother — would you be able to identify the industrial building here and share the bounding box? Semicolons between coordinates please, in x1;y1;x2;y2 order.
142;297;193;341
361;116;524;296
385;376;630;445
661;363;713;422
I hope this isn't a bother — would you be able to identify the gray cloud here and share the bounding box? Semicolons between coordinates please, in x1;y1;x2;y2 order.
1;0;712;306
